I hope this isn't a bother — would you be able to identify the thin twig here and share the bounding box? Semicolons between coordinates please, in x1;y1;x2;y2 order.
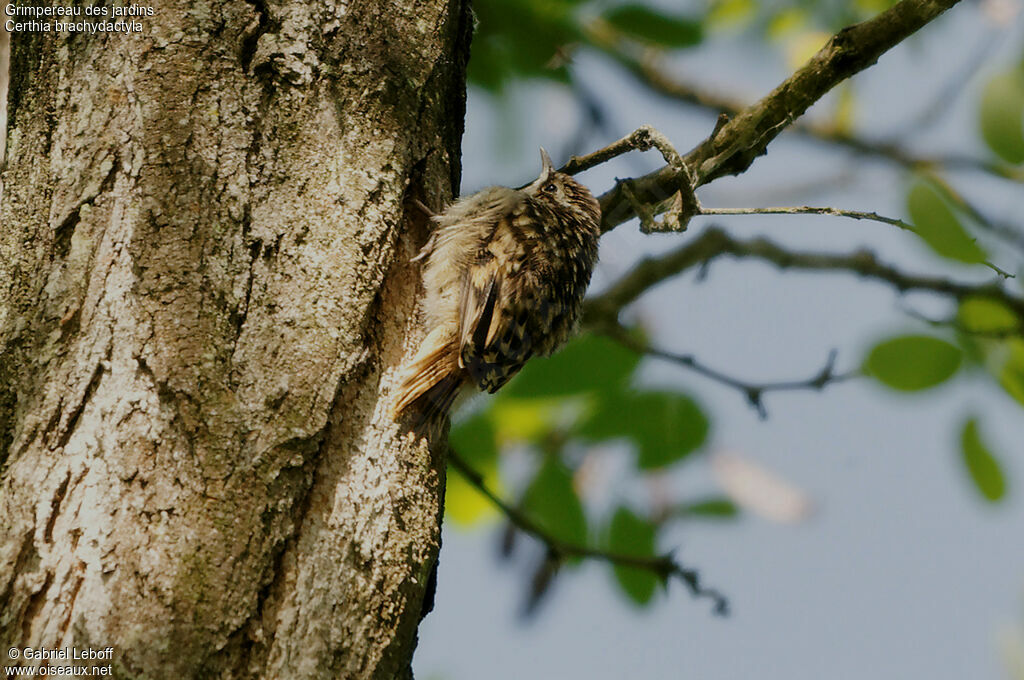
589;0;969;233
592;321;857;418
692;205;1014;278
562;124;704;233
560;124;684;176
699;205;915;232
447;448;729;615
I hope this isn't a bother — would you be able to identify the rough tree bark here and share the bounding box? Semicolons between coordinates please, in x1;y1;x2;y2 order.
0;1;470;677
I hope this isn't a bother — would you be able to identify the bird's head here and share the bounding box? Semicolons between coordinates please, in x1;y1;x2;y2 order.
522;148;601;231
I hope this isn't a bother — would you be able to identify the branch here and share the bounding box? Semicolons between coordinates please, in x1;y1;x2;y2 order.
567;136;956;246
693;205;1013;279
590;321;857;418
447;448;729;615
590;0;966;233
583;15;1022;186
583;227;1024;322
561;124;683;175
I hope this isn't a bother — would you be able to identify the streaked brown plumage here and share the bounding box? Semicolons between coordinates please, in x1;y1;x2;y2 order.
393;149;602;425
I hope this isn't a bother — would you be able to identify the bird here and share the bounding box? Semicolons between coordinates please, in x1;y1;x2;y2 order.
393;149;602;427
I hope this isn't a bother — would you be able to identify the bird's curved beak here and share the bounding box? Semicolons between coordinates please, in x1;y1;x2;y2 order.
539;147;555;179
518;147;557;191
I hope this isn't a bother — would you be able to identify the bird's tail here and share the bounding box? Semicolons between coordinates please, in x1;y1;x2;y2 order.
392;326;464;428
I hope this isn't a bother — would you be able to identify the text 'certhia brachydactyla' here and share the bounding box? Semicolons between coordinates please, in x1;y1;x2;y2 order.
393;149;602;426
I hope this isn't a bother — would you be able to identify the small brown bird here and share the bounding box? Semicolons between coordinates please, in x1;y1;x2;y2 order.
393;149;602;425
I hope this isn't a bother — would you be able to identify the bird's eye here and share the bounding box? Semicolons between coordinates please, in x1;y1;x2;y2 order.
543;183;557;193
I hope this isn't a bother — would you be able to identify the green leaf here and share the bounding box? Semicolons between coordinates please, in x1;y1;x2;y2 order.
450;413;498;467
607;507;658;606
446;414;501;526
467;40;512;93
999;338;1024;408
602;5;703;48
765;7;807;39
578;390;709;470
864;335;962;391
958;297;1020;335
679;497;740;519
906;180;987;264
979;69;1024;165
960;418;1007;502
467;0;580;91
445;459;503;526
952;300;1024;403
521;458;587;546
707;0;756;30
489;397;568;443
503;333;640;398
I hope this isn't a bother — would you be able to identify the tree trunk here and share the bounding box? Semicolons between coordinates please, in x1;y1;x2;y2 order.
0;1;469;677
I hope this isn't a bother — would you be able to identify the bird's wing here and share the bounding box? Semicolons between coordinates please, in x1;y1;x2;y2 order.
457;209;537;393
458;261;501;358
